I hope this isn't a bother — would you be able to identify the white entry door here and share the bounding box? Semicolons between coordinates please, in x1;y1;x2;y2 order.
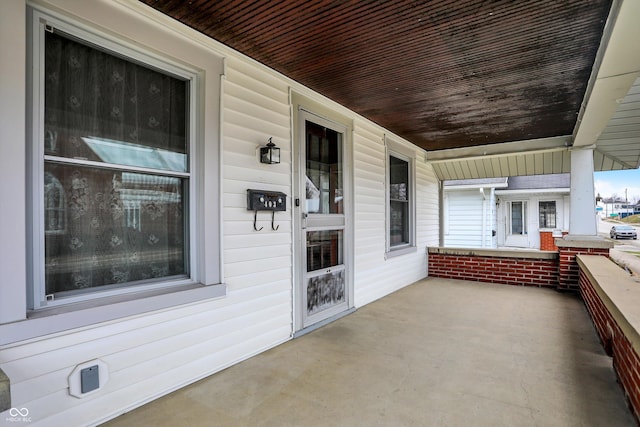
296;111;351;330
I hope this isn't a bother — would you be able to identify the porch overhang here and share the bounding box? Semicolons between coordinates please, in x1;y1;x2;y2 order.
427;136;635;181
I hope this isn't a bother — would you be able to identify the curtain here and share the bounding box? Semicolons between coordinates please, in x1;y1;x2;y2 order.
43;30;188;295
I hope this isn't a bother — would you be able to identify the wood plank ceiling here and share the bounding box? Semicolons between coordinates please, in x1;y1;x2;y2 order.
140;0;611;152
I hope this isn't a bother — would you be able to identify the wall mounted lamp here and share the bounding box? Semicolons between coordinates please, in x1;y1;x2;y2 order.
260;138;280;164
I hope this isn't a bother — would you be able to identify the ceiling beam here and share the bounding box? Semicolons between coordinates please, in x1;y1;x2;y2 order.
426;135;569;162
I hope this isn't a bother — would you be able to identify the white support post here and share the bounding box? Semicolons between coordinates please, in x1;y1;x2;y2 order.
566;147;599;239
556;146;612;291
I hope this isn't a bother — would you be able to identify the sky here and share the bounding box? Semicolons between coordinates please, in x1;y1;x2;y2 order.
594;169;640;203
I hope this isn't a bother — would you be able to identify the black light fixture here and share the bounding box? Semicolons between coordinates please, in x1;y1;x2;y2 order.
260;138;280;164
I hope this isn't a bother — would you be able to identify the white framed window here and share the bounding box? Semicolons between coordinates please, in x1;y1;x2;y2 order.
538;201;557;228
28;11;201;309
385;138;416;256
508;201;528;235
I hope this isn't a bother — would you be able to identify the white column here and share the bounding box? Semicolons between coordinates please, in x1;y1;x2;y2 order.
567;147;598;238
438;180;445;246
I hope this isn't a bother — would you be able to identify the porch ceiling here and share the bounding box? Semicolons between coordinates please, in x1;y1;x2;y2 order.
139;0;640;179
594;76;640;171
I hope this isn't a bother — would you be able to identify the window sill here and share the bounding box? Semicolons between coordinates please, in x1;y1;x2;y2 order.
386;245;417;259
0;283;226;346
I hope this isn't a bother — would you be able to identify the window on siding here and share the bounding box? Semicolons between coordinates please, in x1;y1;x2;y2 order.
31;20;197;308
389;156;410;246
386;140;416;255
509;201;527;235
539;201;557;228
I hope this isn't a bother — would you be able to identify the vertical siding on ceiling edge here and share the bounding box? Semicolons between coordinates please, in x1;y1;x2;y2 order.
0;1;440;426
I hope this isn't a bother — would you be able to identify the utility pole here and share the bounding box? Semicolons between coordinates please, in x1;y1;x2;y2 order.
626;188;629;218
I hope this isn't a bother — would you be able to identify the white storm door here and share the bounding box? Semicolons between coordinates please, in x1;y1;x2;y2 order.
298;112;349;329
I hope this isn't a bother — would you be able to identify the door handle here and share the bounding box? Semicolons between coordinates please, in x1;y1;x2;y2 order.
302;212;308;229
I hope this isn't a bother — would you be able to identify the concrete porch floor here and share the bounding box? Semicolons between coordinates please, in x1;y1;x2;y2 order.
103;278;636;426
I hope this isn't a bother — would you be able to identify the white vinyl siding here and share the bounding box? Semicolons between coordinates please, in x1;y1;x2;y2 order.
352;120;387;304
353;122;438;307
222;58;292;296
0;1;440;425
443;187;498;249
2;287;291;426
444;190;485;248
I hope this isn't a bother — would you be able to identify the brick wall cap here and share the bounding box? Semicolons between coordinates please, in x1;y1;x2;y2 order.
427;247;558;260
555;238;613;249
577;254;640;355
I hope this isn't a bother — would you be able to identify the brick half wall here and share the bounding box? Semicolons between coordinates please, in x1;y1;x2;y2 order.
578;255;640;423
557;239;612;292
428;248;558;287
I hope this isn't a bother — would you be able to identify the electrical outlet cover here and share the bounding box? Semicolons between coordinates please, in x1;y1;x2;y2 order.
81;365;100;394
69;359;109;398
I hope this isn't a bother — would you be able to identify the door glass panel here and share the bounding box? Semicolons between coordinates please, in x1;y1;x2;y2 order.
306;230;343;272
305;121;343;214
307;270;345;316
510;201;527;235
